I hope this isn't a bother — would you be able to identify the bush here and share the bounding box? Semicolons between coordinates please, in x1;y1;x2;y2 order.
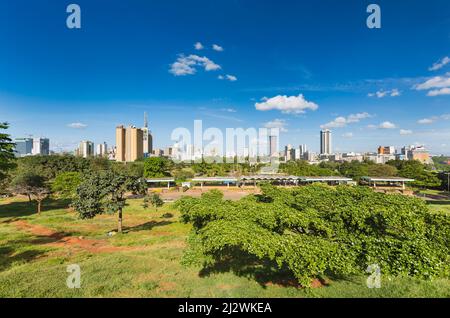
177;184;450;287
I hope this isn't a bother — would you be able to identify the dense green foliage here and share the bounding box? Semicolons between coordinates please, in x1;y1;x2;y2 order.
0;122;16;183
433;156;450;172
9;171;50;214
51;172;82;199
177;185;450;287
143;157;171;178
72;171;146;232
387;160;441;188
280;160;338;176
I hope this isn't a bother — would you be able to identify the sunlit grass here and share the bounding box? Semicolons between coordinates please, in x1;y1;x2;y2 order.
0;196;449;298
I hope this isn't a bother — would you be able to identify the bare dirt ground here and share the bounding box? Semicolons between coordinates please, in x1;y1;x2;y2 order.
11;220;136;254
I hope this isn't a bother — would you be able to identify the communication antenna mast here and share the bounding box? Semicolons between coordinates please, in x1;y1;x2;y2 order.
144;111;148;128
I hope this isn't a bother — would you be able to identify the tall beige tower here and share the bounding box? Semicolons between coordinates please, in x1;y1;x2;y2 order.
116;125;144;162
126;126;144;162
116;126;126;162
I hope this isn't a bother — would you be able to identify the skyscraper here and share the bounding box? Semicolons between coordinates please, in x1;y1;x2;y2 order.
96;142;108;157
14;138;33;157
115;125;144;162
142;112;153;157
32;138;50;156
79;141;94;158
268;135;278;157
320;129;332;155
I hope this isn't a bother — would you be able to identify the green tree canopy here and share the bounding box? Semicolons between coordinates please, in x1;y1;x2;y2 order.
10;171;50;214
51;172;82;199
177;185;450;287
143;157;170;178
72;171;146;233
0;122;16;182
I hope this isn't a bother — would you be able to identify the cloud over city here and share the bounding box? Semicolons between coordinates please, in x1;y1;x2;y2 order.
169;54;221;76
255;94;318;114
320;112;372;129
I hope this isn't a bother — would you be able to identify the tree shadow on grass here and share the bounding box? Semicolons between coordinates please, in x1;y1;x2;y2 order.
198;252;302;289
122;220;173;233
0;245;48;272
0;198;71;219
427;200;450;205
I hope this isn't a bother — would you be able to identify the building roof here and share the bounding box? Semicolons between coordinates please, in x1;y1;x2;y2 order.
146;178;175;183
298;176;353;182
240;175;299;181
360;176;415;182
192;177;238;182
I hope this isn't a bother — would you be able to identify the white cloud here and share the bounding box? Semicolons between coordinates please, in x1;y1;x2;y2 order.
417;114;450;124
169;54;221;76
220;108;237;113
429;56;450;71
400;129;413;135
321;112;371;129
342;132;353;138
212;44;224;52
264;119;288;132
427;87;450;96
67;122;87;129
417;118;436;125
415;76;450;89
194;42;204;50
255;94;318;114
368;89;401;98
379;121;397;129
218;74;237;82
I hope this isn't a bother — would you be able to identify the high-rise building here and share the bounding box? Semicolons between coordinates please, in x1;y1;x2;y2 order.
79;141;94;158
142;112;153;157
96;142;108;157
299;144;307;156
378;146;395;155
320;129;332;155
14;138;33;157
268;135;278;157
32;138;50;156
284;144;292;161
402;145;431;164
115;125;144;162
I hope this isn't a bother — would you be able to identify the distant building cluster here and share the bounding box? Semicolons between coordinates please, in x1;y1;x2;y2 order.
14;137;50;157
278;130;431;165
12;115;433;166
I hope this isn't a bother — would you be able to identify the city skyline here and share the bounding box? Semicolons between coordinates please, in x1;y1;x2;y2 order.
2;1;450;155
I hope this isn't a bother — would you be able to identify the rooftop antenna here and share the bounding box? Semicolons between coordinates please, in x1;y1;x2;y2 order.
144;111;148;128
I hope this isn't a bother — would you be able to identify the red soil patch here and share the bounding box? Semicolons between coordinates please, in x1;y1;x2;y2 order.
12;220;138;254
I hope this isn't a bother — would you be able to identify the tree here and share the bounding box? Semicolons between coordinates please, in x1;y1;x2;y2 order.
51;172;82;199
367;164;397;177
10;172;50;214
177;185;450;287
72;171;146;233
388;160;441;188
144;193;164;212
143;157;170;178
0;122;16;182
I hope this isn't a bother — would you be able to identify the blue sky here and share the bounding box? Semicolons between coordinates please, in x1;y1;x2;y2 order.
1;0;450;154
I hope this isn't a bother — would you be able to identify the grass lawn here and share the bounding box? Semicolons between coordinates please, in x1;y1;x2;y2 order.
416;189;450;215
0;196;449;298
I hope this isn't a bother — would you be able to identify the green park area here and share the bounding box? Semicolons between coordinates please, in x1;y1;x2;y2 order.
0;123;450;298
0;185;449;298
